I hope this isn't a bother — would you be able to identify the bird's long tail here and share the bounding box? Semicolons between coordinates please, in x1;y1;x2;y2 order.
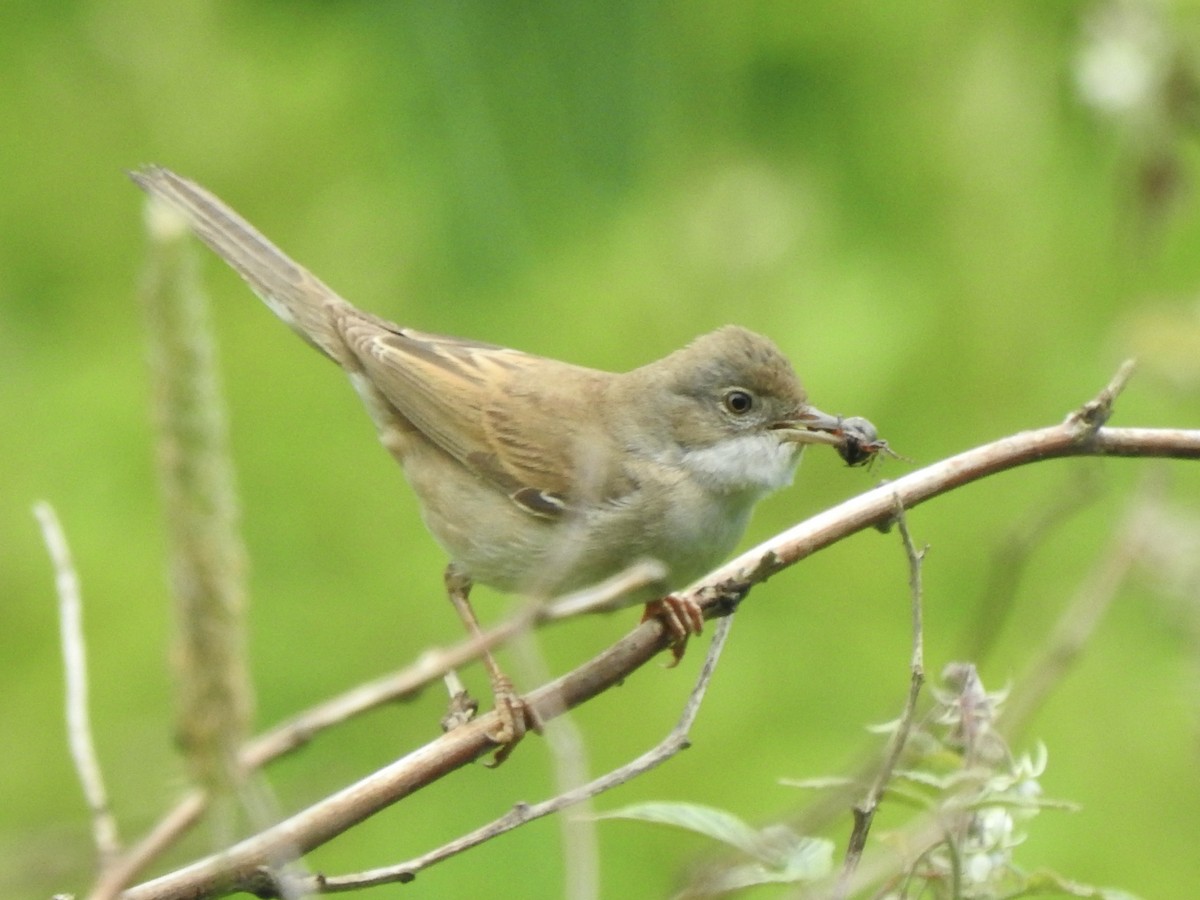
130;165;348;363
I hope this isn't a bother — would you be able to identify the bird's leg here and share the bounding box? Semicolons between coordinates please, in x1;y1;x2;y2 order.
641;594;705;666
443;563;537;765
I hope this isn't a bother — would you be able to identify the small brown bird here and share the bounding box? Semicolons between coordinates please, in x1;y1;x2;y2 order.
131;166;871;759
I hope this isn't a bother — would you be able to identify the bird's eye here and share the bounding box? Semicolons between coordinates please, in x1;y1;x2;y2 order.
723;389;754;415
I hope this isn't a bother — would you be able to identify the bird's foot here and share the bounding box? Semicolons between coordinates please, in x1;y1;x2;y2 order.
642;594;705;666
484;676;541;767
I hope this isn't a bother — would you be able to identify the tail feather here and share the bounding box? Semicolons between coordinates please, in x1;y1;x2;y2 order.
130;166;347;362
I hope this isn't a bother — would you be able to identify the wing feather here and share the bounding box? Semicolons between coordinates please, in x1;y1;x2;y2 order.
337;314;630;516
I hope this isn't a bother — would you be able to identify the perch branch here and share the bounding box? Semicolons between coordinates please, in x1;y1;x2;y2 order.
112;364;1200;899
117;422;1200;900
273;616;735;895
89;559;667;896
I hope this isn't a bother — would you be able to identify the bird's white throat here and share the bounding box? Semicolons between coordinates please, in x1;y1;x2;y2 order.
677;434;801;496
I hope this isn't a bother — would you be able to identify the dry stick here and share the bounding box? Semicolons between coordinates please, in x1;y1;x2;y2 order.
34;502;121;866
90;797;207;900
301;615;735;895
832;501;926;900
117;420;1200;900
248;557;667;766
90;561;667;897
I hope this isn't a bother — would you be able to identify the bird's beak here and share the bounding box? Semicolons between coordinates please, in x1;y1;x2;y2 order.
771;406;846;447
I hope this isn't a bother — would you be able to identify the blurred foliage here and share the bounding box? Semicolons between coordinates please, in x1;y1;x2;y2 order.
3;1;1200;897
614;666;1133;898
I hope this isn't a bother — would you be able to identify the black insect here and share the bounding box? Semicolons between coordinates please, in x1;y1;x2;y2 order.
829;416;899;469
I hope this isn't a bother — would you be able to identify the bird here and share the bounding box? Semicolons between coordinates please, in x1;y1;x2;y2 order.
130;165;868;761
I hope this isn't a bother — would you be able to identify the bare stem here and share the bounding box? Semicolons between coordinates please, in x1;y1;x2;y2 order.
832;500;926;900
113;423;1200;900
107;363;1200;899
34;502;121;865
298;616;734;895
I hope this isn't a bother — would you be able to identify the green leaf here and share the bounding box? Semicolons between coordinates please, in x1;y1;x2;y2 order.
596;801;832;883
597;802;767;858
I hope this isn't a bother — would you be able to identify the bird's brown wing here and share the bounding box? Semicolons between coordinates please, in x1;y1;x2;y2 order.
338;316;630;517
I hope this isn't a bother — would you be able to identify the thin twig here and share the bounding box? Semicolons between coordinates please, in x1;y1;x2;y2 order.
34;502;121;865
1064;358;1137;435
703;425;1200;600
239;558;667;764
88;794;205;900
542;559;669;621
93;557;668;894
810;482;1160;897
284;616;735;894
832;499;926;900
244;558;668;763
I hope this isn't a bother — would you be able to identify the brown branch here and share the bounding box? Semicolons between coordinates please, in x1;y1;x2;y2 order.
272;615;735;895
113;413;1200;899
240;558;669;771
702;424;1200;596
88;561;668;896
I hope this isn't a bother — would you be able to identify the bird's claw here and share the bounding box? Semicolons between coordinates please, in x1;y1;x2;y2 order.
484;677;541;767
642;594;705;666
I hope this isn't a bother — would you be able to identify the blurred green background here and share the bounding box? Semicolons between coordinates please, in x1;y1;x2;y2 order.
4;1;1200;897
